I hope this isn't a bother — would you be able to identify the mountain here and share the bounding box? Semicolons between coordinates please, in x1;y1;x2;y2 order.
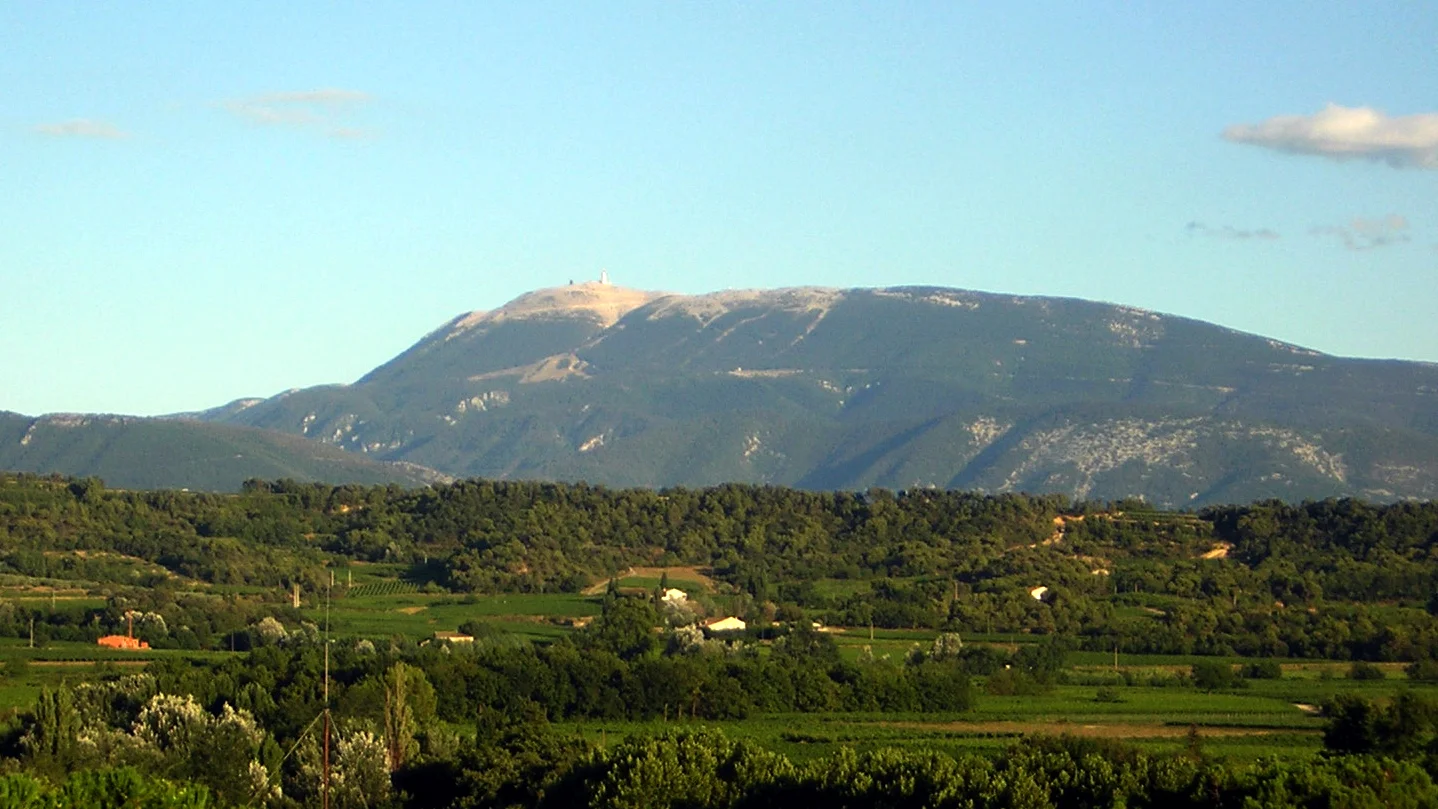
0;411;445;491
190;281;1438;506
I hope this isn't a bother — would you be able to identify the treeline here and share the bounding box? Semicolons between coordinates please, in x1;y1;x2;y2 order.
440;726;1438;809
8;667;1438;808
132;597;984;735
0;474;1067;590
3;474;1438;662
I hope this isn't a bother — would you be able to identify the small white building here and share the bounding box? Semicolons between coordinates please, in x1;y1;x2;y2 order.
1029;586;1049;602
661;588;688;606
703;616;747;633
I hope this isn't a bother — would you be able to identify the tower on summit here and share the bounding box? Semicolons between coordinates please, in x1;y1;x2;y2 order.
599;269;610;285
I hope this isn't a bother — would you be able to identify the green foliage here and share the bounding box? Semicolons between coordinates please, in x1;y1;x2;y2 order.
382;661;436;772
559;729;792;809
1350;661;1388;680
1323;692;1438;761
583;597;660;661
5;473;1438;666
1191;660;1240;691
21;685;81;774
1241;659;1284;680
0;768;215;808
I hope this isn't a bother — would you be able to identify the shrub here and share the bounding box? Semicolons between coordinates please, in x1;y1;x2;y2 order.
1192;660;1239;691
1349;661;1386;681
984;668;1051;696
1240;659;1283;679
1405;660;1438;682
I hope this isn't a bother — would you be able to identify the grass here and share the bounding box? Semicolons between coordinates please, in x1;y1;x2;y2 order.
617;576;706;592
299;591;601;640
0;641;240;713
556;700;1322;763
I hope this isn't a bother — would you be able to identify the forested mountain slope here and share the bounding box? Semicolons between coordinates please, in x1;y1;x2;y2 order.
0;411;443;491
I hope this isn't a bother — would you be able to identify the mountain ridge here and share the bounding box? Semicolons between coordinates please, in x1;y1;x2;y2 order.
5;282;1436;501
194;282;1438;505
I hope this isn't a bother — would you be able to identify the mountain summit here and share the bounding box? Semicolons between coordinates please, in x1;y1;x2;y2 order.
193;283;1438;505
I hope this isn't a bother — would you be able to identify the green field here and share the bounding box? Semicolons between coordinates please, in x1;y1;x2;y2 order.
296;590;602;641
3;563;1435;764
555;683;1328;763
552;675;1438;762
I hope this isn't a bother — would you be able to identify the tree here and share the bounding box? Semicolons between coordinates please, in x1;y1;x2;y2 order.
383;662;435;771
21;685;81;773
1192;660;1239;691
1323;693;1382;755
585;597;659;661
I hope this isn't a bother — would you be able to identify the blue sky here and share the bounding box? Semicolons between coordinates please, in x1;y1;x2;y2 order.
3;2;1436;416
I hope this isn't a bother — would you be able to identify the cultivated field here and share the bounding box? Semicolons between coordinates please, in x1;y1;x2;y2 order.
3;562;1435;762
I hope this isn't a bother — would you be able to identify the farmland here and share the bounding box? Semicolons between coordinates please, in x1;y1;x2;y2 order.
2;474;1438;806
3;565;1435;765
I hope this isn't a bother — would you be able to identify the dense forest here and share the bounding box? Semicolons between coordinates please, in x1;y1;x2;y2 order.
2;473;1436;662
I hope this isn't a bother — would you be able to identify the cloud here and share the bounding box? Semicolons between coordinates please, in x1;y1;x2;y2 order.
1185;222;1280;241
1223;104;1438;169
33;119;129;139
1310;214;1411;250
223;88;373;137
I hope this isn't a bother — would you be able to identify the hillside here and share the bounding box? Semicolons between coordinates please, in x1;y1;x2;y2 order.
0;411;445;491
193;282;1438;506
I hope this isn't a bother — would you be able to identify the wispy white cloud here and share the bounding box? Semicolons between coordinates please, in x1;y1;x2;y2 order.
223;88;374;138
1311;214;1411;250
33;119;129;139
1223;104;1438;169
1185;221;1280;241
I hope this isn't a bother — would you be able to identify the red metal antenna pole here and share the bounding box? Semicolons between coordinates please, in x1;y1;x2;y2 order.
322;576;332;809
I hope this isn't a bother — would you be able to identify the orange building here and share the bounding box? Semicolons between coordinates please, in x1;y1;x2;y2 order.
96;634;149;650
96;613;149;650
